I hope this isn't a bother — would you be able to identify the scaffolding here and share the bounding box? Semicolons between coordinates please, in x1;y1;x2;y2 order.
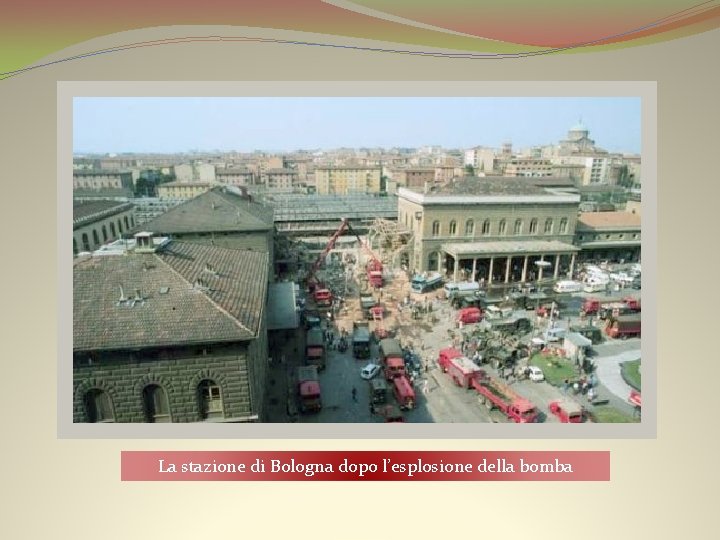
366;218;414;271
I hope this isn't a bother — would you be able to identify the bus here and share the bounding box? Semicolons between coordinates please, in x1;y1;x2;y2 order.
411;273;444;293
444;281;480;300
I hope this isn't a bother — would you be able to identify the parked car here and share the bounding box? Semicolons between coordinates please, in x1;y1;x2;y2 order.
360;363;381;380
548;400;586;423
527;366;545;382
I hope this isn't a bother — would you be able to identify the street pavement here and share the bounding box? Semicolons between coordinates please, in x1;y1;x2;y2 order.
592;344;641;400
267;271;643;423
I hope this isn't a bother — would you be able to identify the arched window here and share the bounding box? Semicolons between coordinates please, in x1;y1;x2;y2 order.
482;219;491;235
101;225;108;242
529;218;538;234
81;233;90;251
514;219;523;235
118;219;123;234
84;389;114;423
498;219;506;236
198;380;223;420
559;218;568;234
465;219;474;235
130;216;135;227
449;220;457;235
143;384;171;423
110;222;116;238
124;216;130;230
432;221;440;236
92;229;100;247
544;218;553;234
73;238;78;255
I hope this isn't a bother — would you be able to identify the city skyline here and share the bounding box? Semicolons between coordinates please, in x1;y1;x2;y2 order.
73;97;641;155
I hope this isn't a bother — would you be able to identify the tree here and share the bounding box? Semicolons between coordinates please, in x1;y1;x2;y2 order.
616;165;635;188
464;164;475;176
134;177;155;197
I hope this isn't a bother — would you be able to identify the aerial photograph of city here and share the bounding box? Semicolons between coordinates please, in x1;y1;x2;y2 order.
71;96;643;425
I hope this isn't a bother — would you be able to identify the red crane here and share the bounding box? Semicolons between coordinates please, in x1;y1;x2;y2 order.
306;219;384;293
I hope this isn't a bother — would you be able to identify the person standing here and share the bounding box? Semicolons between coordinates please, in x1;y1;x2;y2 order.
351;387;357;402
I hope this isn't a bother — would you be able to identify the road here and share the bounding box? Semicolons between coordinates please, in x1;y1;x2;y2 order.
266;277;642;423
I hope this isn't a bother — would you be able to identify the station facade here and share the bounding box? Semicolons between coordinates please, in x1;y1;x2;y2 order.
397;177;581;286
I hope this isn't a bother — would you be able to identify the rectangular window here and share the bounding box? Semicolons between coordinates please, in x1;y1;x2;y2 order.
203;386;223;415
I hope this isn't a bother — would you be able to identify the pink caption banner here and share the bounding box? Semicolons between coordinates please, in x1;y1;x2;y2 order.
121;451;609;481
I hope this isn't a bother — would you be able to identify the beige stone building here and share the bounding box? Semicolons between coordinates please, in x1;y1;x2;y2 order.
73;236;269;423
464;147;496;173
157;181;218;200
502;157;554;177
264;168;299;190
73;200;136;255
390;168;436;189
98;157;139;170
216;168;256;186
574;211;641;263
73;171;134;195
435;165;461;184
551;163;586;183
398;177;581;285
174;163;216;183
314;166;382;195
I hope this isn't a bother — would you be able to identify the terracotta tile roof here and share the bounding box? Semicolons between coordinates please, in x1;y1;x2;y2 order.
428;176;546;196
137;188;273;234
73;241;268;351
159;181;218;187
73;200;132;223
73;170;132;176
577;211;641;229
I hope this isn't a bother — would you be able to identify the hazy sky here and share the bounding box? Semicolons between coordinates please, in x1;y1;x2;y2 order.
73;97;641;154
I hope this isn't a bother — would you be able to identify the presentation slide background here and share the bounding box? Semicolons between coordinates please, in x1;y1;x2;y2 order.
1;24;716;539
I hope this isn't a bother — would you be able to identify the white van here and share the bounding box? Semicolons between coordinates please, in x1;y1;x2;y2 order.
583;281;607;293
444;281;480;299
553;280;583;294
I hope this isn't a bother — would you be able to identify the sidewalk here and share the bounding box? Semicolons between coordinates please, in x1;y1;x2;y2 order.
593;349;640;400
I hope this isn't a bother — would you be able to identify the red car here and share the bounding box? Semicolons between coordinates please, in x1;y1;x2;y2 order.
548;400;586;423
